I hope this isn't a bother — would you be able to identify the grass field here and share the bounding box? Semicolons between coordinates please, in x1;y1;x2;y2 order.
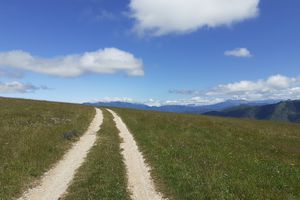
115;108;300;200
0;97;94;200
63;109;130;200
1;96;299;200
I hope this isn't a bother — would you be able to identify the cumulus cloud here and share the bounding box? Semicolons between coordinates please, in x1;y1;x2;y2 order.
129;0;260;36
0;48;144;77
206;75;300;100
170;75;300;102
225;48;252;57
0;81;45;93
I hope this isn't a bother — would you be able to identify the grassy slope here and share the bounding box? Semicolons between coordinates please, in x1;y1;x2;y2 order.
0;98;94;199
115;108;300;200
63;109;130;200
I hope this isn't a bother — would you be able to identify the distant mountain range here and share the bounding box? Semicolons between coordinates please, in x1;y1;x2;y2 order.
204;100;300;123
84;99;279;114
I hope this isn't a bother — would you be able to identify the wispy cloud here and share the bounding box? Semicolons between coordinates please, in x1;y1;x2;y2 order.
0;81;48;94
169;89;197;95
95;10;117;21
81;7;118;23
88;97;135;103
165;97;224;106
0;48;144;77
129;0;260;36
225;48;252;57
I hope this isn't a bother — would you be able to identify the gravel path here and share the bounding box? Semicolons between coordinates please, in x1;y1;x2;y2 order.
108;109;164;200
18;108;103;200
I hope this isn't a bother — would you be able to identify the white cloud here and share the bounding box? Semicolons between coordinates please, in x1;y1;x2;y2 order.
207;75;298;98
0;81;42;93
0;48;144;77
129;0;260;36
171;75;300;101
144;98;161;106
225;48;252;57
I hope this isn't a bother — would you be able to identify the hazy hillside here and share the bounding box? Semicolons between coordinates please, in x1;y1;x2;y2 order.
205;100;300;123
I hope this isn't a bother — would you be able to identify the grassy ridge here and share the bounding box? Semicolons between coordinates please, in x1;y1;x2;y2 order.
115;108;300;200
0;98;94;200
63;109;130;200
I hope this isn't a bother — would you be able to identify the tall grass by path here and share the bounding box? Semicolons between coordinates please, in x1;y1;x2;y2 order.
114;108;300;200
0;97;94;200
63;109;130;200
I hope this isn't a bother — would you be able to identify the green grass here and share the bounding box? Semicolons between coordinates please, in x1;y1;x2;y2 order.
0;97;94;200
63;109;130;200
114;108;300;200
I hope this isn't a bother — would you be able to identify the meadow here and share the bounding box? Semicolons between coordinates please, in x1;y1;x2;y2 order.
0;97;94;199
115;108;300;200
1;96;299;200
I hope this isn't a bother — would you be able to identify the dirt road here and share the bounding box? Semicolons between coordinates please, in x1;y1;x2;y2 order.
108;109;164;200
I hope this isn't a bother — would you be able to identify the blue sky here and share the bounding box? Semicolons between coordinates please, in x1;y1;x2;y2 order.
0;0;300;105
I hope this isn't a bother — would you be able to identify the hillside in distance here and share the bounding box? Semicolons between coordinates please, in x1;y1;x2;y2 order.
205;100;300;123
84;99;279;114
